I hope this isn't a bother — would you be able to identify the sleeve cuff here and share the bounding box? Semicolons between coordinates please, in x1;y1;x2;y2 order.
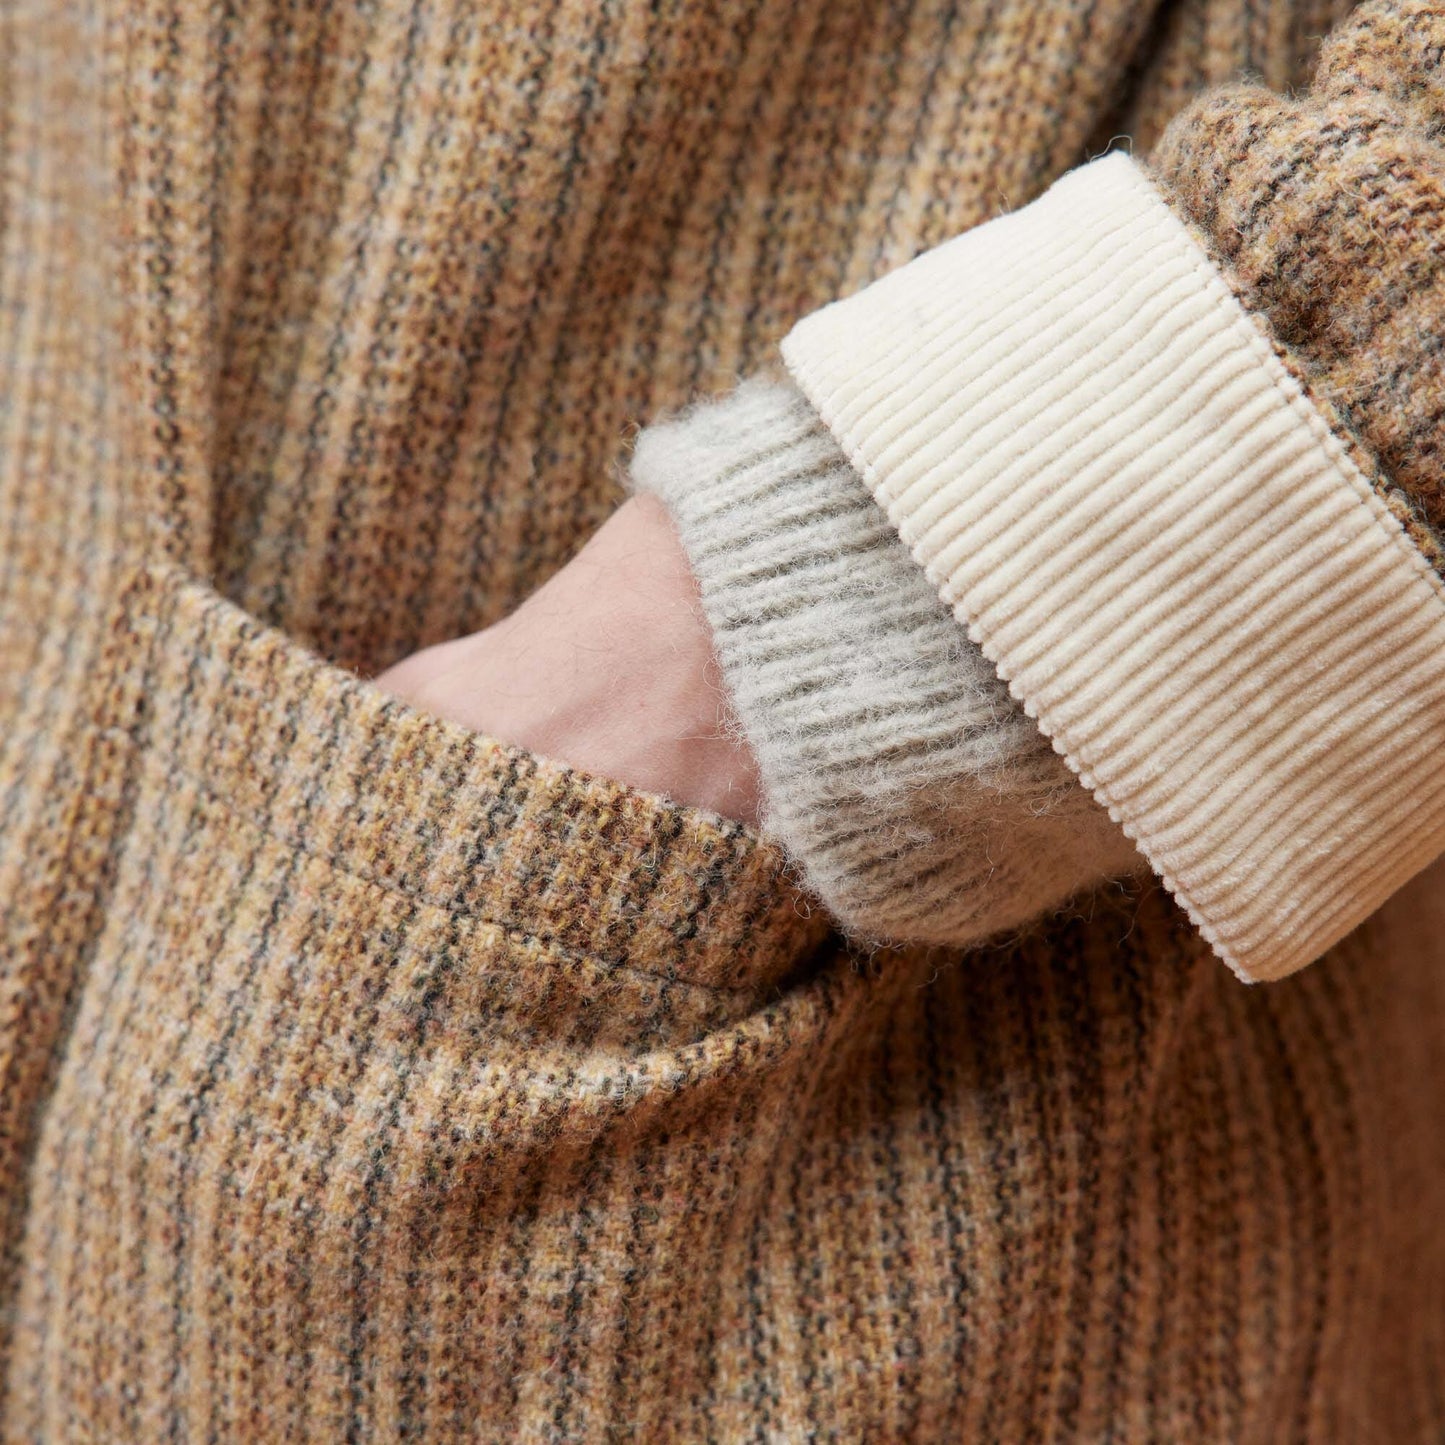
782;151;1445;981
629;375;1141;949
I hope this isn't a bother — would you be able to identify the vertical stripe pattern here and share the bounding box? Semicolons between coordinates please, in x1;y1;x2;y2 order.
0;0;1441;1438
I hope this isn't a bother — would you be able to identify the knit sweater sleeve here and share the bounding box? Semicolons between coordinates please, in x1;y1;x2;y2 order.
643;0;1445;982
629;377;1144;951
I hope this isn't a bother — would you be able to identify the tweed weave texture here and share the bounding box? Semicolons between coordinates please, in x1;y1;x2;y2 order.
1;0;1443;1440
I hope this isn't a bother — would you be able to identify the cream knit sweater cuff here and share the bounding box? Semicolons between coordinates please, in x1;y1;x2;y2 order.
629;375;1141;949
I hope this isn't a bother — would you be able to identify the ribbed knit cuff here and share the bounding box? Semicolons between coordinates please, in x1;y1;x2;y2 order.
783;151;1445;982
629;375;1141;948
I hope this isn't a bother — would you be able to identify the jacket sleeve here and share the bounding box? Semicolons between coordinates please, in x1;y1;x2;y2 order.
637;0;1445;982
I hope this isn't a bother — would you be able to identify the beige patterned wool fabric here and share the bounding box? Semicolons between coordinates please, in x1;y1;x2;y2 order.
2;0;1445;1442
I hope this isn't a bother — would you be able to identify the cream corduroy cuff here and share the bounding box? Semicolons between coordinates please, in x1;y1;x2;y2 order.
783;151;1445;982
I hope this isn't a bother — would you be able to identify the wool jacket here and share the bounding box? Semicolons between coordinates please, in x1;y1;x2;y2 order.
2;0;1445;1440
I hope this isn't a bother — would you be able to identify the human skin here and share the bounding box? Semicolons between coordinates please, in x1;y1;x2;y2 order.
375;493;764;826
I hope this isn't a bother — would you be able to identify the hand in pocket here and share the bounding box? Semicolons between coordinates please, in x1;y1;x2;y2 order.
375;494;763;826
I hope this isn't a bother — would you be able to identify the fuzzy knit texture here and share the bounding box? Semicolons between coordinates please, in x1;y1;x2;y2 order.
3;1;1445;1443
630;374;1145;947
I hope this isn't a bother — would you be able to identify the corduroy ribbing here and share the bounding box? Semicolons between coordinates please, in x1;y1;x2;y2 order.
629;375;1141;946
783;152;1445;982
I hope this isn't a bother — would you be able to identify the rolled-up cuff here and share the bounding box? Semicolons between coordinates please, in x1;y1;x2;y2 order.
783;151;1445;981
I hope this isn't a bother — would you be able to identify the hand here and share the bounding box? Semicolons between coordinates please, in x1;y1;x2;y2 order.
375;494;763;826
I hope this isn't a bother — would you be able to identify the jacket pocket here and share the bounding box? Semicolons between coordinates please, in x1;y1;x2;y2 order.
8;563;855;1443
